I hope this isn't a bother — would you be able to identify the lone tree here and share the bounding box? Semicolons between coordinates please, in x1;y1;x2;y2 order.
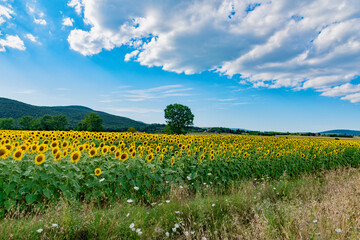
79;113;103;132
164;103;194;134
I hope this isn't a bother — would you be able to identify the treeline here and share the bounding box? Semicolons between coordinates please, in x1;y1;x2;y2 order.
0;113;103;132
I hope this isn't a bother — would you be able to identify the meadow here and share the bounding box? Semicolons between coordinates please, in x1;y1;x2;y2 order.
1;130;360;239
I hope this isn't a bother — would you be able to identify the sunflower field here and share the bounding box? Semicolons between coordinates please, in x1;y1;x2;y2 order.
1;130;360;214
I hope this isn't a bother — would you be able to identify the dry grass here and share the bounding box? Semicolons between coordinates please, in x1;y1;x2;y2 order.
1;168;360;239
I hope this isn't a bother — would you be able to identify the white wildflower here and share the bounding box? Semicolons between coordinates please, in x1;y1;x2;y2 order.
134;186;139;191
180;185;184;189
165;200;170;203
138;231;142;236
175;211;180;214
129;223;135;229
136;228;141;233
174;223;179;228
52;223;58;228
335;228;342;233
184;231;189;236
99;178;105;182
165;232;170;237
212;204;215;207
313;219;318;223
172;227;177;232
36;228;43;233
187;176;191;180
127;199;133;203
126;213;130;217
191;231;195;234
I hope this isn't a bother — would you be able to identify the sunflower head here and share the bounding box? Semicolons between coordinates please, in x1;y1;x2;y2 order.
131;151;136;159
119;152;128;162
70;151;81;163
0;147;8;159
54;152;62;162
89;148;98;157
35;154;45;165
94;168;101;176
171;156;175;165
146;153;154;163
13;149;24;161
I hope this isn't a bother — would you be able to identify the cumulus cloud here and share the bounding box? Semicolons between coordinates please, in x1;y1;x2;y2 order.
62;17;74;27
67;0;360;102
67;0;83;15
0;35;25;52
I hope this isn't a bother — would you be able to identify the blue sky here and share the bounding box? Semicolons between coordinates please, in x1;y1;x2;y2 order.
1;0;360;132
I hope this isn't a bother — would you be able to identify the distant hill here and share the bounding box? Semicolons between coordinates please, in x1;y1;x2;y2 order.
0;97;146;130
320;129;360;136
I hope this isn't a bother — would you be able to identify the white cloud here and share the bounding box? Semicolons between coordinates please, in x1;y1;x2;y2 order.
24;33;39;44
0;4;14;25
62;17;74;27
67;0;360;103
68;0;83;15
34;17;47;25
0;35;25;52
15;89;36;94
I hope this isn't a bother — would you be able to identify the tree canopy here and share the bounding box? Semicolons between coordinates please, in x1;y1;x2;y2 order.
164;103;194;134
78;113;104;132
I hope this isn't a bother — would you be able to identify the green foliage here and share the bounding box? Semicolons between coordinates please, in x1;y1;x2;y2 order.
38;115;68;131
127;127;137;133
81;113;103;132
164;104;194;134
0;118;14;130
18;116;34;130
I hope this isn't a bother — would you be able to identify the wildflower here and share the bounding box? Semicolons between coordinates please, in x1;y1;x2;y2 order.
175;211;180;214
172;227;177;232
165;200;170;203
335;228;342;233
165;232;170;237
187;176;191;180
212;204;215;207
136;228;141;233
134;186;139;191
127;199;133;203
99;178;105;182
313;219;318;223
126;213;130;217
129;223;135;228
37;228;43;233
180;185;184;189
184;231;189;236
191;231;195;234
174;223;179;228
52;223;58;228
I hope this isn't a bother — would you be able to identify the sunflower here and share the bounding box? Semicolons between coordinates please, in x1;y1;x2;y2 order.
78;145;85;152
62;151;68;158
52;147;59;155
115;150;121;158
210;154;215;161
13;149;24;161
110;146;116;153
171;156;175;165
31;144;38;152
146;153;154;162
19;144;28;152
159;154;164;163
50;141;58;149
89;148;98;158
0;147;8;159
70;151;81;163
101;146;109;155
131;151;136;159
38;144;48;153
61;141;69;148
200;154;205;162
94;168;101;176
54;152;62;162
35;154;45;165
119;152;128;162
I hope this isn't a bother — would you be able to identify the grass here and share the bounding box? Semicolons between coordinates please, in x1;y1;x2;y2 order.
1;168;360;239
